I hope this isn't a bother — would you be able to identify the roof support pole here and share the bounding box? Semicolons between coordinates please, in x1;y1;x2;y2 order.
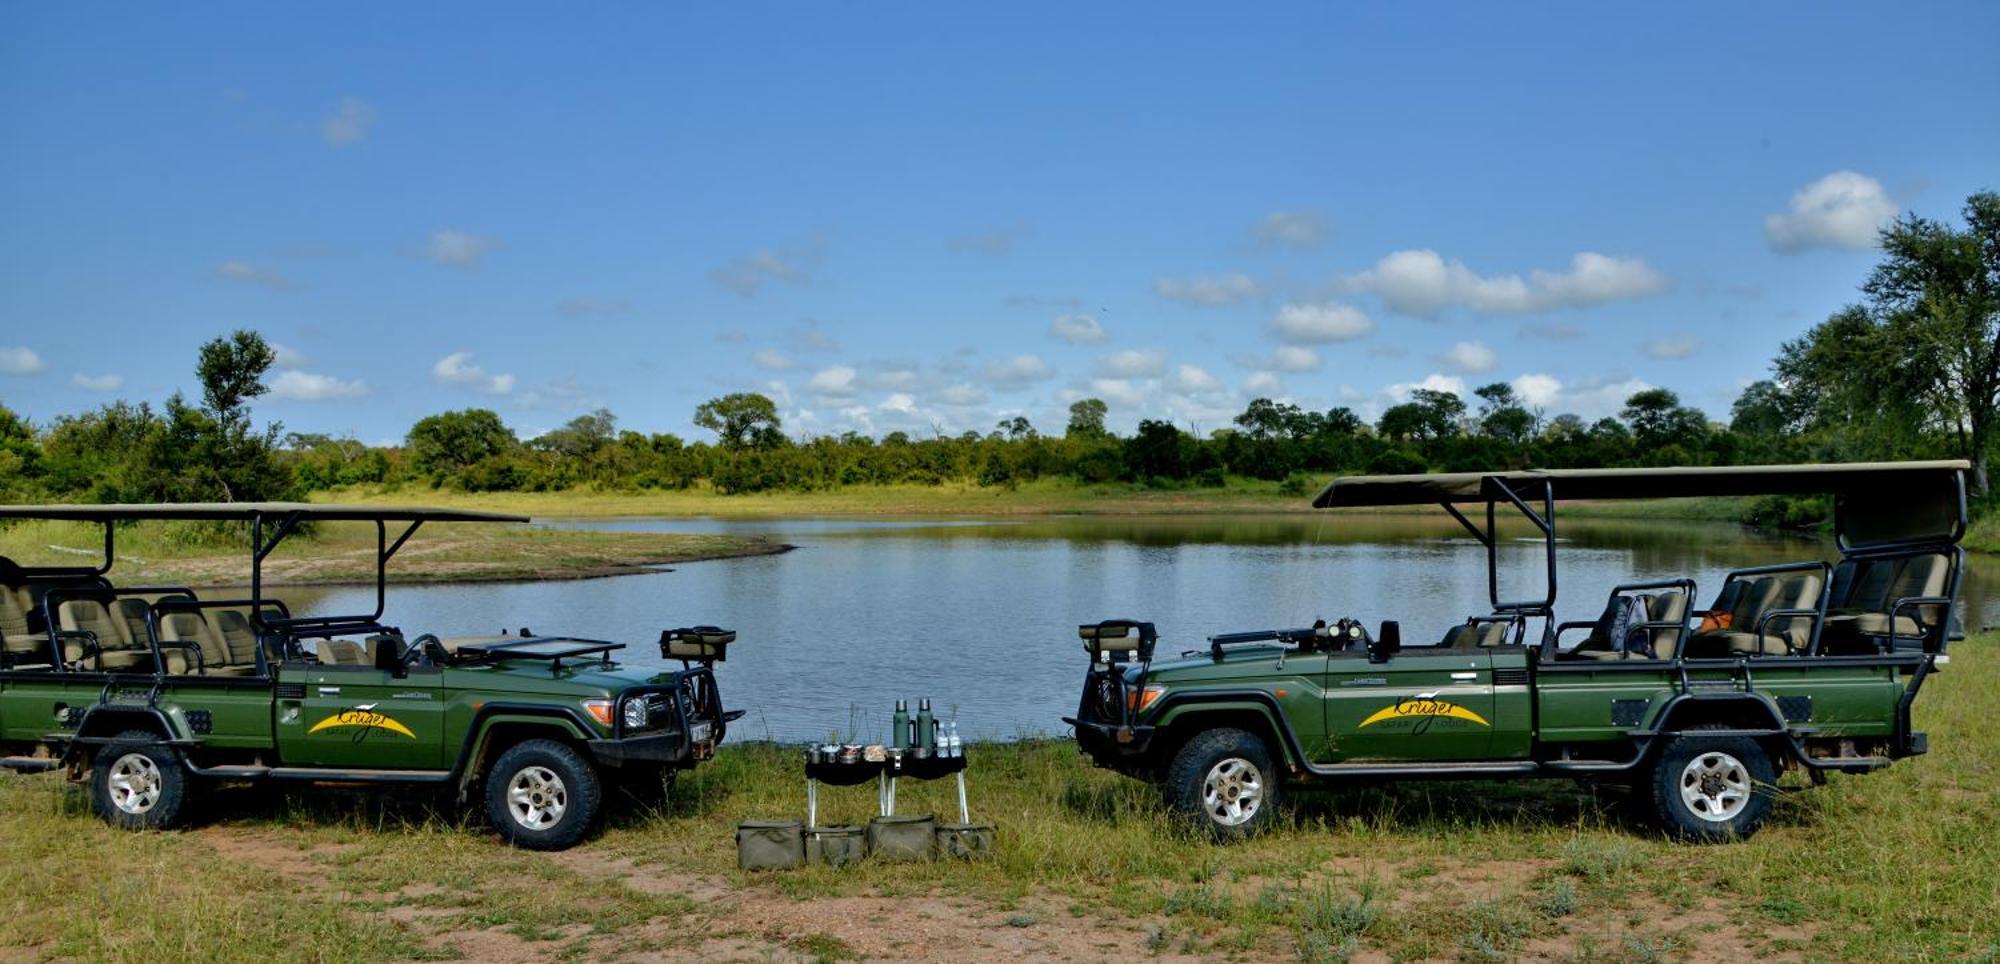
1486;479;1558;616
1440;502;1492;546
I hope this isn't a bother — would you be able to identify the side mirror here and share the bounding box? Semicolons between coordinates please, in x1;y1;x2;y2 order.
1369;621;1402;663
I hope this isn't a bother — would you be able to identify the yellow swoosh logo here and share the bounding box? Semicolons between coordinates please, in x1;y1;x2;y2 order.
1359;698;1490;728
308;709;417;739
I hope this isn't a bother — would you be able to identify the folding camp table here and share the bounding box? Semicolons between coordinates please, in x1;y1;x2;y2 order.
804;754;969;825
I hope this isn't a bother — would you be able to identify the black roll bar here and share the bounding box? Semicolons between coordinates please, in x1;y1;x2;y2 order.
249;513;426;638
1437;477;1558;640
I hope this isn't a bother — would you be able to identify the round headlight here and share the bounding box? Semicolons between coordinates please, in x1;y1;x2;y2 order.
621;697;649;730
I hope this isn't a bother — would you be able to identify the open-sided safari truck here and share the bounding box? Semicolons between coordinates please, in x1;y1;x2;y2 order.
0;503;743;850
1067;461;1967;842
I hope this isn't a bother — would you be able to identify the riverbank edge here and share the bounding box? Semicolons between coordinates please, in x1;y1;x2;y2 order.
166;540;799;590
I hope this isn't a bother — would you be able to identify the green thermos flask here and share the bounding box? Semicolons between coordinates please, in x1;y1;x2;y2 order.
891;700;909;750
916;699;935;751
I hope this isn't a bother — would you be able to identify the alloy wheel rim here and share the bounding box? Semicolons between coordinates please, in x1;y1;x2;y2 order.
107;753;161;815
507;765;568;830
1678;751;1751;822
1202;757;1264;826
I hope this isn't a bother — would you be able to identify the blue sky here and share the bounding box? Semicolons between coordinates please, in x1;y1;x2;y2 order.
2;4;1996;444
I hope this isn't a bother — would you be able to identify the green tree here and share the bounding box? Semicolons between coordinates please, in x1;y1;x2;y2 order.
1620;388;1707;448
693;393;783;450
1861;192;1997;492
1124;419;1190;481
1474;382;1535;444
406;409;516;473
1729;380;1797;438
1066;398;1109;440
177;329;295;501
995;415;1036;441
1377;389;1465;443
536;408;617;459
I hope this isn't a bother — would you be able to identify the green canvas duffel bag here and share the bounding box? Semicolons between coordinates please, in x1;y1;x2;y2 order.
806;825;867;867
935;821;996;859
736;819;805;871
865;814;935;862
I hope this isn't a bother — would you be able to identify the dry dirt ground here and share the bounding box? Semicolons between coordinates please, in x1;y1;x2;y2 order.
198;828;1814;962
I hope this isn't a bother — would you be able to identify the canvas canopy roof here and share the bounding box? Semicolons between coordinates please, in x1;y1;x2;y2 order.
1311;461;1970;508
0;502;528;524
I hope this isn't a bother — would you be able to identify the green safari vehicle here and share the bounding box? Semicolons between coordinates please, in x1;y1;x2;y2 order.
0;502;743;850
1067;461;1968;842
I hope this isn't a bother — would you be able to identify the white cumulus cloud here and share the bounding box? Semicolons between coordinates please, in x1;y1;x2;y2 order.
1251;210;1327;249
1154;273;1261;306
1763;171;1899;253
806;365;858;397
423;230;495;268
1345;250;1668;316
752;349;797;371
0;347;47;376
1511;374;1563;409
1270;302;1373;344
71;372;124;392
938;383;987;406
1089;378;1146;408
983;354;1053;385
269;370;367;401
270;342;309;367
1050;313;1107;344
1439;340;1498;374
1644;334;1703;360
1169;364;1223;394
432;352;515;395
321;97;376;146
710;238;825;297
1244;372;1283;395
1100;348;1166;378
1386;373;1468;402
215;260;294;290
1270;345;1321;373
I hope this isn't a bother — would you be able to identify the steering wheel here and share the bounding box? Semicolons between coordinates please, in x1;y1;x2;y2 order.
407;633;444;665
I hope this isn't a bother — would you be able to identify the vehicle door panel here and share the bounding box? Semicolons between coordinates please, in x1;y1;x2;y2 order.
1324;648;1496;761
277;662;445;769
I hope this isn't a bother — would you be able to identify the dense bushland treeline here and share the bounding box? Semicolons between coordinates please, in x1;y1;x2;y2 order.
1;192;1994;525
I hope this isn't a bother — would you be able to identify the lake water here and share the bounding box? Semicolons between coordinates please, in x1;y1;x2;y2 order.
280;515;1994;744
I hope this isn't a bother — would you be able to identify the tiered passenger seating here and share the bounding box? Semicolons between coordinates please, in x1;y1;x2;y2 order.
1819;552;1953;653
1683;569;1825;658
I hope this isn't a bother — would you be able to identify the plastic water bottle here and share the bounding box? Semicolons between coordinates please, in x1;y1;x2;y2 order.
945;720;961;758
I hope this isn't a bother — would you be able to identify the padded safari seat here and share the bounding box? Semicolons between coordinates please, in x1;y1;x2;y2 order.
1685;572;1824;657
315;639;369;665
2;583;51;669
1565;589;1688;661
1820;553;1952;652
57;597;156;671
1441;619;1515;649
159;608;268;676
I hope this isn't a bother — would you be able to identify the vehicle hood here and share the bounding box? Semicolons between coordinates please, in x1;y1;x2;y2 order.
442;657;685;697
1137;644;1292;685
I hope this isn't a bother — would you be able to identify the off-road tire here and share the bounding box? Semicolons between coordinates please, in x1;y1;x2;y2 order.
90;729;189;830
1648;726;1776;843
1164;727;1279;841
484;739;602;850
